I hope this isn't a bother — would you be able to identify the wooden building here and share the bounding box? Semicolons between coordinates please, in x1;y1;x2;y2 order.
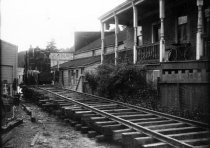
99;0;210;113
56;31;132;91
56;32;115;91
1;40;18;96
49;52;73;68
58;56;101;91
55;0;210;114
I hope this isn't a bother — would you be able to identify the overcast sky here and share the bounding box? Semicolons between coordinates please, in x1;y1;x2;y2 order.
1;0;125;52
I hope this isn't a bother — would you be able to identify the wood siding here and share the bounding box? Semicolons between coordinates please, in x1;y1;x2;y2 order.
1;66;13;83
1;40;18;83
159;61;210;114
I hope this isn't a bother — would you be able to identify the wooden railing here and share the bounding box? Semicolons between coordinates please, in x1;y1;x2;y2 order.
137;43;159;62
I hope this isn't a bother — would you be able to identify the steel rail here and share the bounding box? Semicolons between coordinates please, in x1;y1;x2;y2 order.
38;87;194;148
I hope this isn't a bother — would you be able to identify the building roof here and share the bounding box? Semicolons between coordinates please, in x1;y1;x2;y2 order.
74;32;101;51
59;56;101;70
0;39;18;48
75;30;126;54
98;0;144;23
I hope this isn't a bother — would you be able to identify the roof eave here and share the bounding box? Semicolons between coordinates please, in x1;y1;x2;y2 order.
98;0;144;23
98;1;131;22
59;61;100;70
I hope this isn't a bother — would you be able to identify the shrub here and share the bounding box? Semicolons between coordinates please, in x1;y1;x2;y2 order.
85;63;158;109
84;72;98;94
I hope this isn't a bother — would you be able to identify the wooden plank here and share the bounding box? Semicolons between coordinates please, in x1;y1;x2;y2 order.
133;136;159;146
74;110;93;115
142;142;172;148
68;108;89;114
130;118;167;123
147;123;187;130
142;138;210;148
95;121;117;126
61;105;78;108
92;121;118;132
112;128;134;141
39;99;49;102
102;124;127;136
169;131;210;140
81;113;100;118
87;117;108;124
104;108;134;113
94;121;121;127
137;120;176;126
112;112;141;116
156;127;204;135
62;106;82;111
118;114;155;119
102;124;124;131
122;132;142;148
91;104;119;108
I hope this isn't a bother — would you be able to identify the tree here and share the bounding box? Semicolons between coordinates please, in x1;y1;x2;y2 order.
24;45;52;85
45;39;58;54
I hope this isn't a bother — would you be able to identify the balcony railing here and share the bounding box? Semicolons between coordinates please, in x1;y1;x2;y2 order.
137;43;159;62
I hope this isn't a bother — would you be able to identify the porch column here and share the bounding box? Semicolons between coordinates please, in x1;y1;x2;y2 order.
101;21;105;64
114;13;119;65
159;0;165;62
132;2;138;64
196;0;204;60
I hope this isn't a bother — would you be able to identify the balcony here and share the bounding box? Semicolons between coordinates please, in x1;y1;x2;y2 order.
137;43;160;64
166;43;193;61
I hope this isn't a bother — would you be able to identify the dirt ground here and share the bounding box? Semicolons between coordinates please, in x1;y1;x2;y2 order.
4;103;120;148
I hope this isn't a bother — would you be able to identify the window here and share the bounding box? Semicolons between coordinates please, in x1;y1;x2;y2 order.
152;23;161;43
76;70;79;78
177;16;188;43
72;70;76;84
68;70;71;85
81;68;84;74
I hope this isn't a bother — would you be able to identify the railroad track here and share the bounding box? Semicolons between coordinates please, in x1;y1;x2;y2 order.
24;86;210;148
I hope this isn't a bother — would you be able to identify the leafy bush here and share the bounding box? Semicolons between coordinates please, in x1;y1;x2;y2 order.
85;63;158;109
84;72;98;94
